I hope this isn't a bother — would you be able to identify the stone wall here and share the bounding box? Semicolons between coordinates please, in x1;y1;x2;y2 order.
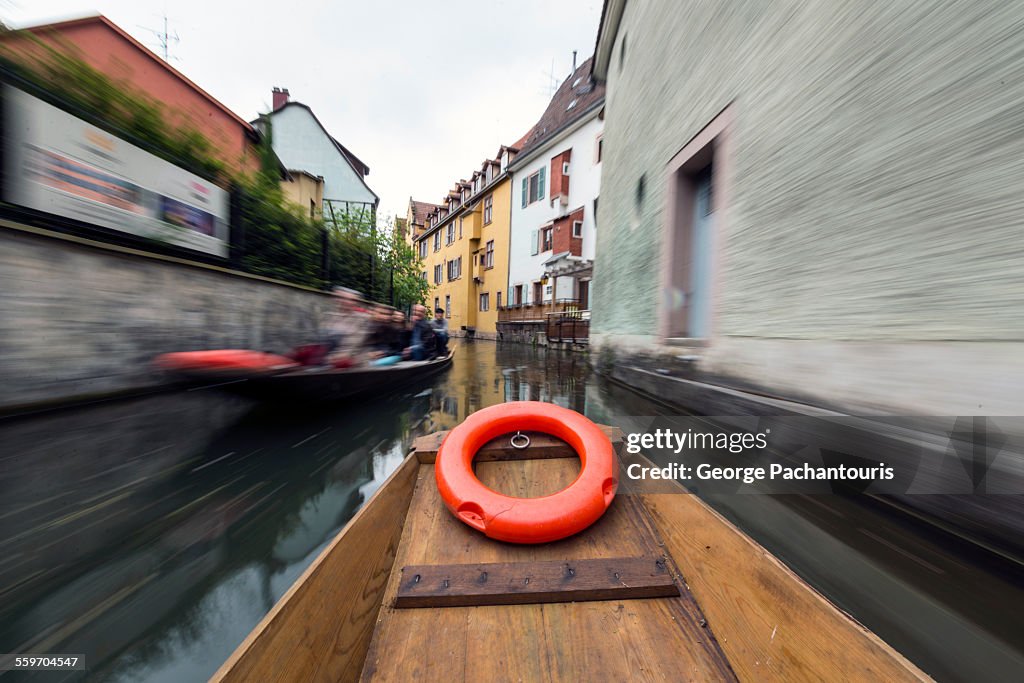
591;1;1024;415
0;224;333;410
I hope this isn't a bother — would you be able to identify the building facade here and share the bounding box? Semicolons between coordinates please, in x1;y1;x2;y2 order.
590;0;1024;415
405;199;440;249
416;147;517;339
506;58;604;312
257;89;378;225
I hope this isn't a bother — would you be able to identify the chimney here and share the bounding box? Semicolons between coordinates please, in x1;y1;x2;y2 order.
272;87;290;111
572;50;577;73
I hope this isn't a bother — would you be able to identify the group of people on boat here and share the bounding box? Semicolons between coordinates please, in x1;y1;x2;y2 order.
293;288;449;368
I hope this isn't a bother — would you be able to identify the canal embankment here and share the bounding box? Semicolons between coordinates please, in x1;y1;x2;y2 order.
0;220;332;413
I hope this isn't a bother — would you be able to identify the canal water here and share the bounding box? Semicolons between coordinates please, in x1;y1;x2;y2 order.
0;342;1021;682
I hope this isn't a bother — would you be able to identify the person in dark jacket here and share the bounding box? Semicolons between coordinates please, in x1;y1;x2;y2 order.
405;304;435;361
430;307;449;356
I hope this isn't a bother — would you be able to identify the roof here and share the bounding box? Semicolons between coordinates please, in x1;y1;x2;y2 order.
513;57;605;164
409;199;440;226
593;0;628;81
261;101;379;205
14;15;256;136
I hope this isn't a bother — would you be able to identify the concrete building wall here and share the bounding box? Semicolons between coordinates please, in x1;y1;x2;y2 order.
509;114;603;303
268;106;377;209
591;1;1024;415
0;224;333;411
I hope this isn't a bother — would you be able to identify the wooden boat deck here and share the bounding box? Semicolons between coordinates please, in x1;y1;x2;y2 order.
214;428;931;683
362;444;735;681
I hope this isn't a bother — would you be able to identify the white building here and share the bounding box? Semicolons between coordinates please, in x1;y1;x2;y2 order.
507;58;604;311
257;88;378;222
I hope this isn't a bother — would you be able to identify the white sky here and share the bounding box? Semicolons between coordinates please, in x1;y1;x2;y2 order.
5;0;604;222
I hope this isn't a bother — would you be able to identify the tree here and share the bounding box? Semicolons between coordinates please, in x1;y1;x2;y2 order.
380;217;430;310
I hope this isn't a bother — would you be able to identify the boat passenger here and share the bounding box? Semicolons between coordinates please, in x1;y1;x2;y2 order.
367;305;403;358
324;287;372;366
430;307;449;357
405;304;436;361
391;311;411;355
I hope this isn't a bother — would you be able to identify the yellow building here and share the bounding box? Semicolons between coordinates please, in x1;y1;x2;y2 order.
416;146;518;339
281;169;324;219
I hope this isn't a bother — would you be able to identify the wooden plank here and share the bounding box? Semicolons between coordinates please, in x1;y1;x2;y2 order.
413;425;621;463
395;556;679;608
211;453;420;683
360;456;736;682
640;484;932;682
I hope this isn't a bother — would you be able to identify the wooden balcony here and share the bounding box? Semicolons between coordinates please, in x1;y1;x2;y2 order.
497;299;581;323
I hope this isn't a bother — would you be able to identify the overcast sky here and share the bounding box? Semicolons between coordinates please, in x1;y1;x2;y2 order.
6;0;603;222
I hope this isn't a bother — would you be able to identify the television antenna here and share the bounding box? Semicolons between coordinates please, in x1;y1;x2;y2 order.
539;59;559;98
139;13;180;62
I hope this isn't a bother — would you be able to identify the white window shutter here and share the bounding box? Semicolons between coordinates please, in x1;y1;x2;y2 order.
530;229;539;255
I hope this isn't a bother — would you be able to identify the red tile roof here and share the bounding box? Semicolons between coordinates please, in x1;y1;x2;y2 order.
515;56;605;161
409;199;441;226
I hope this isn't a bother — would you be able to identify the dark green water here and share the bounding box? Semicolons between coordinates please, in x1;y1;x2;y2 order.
0;342;1020;682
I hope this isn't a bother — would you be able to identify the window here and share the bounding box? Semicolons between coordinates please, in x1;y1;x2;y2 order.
484;240;494;268
496;291;502;308
572;220;583;238
447;256;462;280
541;227;553;251
662;104;733;339
433;232;441;252
445;295;451;318
419;240;427;259
562;161;570;176
421;271;427;282
522;167;546;207
459;218;463;239
479;292;490;312
434;297;440;312
446;223;455;245
483;195;493;224
434;264;443;284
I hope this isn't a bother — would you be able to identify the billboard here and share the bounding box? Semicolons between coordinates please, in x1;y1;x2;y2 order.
3;85;230;257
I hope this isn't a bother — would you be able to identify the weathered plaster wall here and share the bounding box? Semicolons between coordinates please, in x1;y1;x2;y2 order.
0;226;333;410
591;1;1024;414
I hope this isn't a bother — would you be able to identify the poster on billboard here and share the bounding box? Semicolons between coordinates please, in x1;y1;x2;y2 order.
2;84;230;257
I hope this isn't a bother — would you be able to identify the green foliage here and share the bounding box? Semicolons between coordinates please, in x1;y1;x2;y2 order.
237;173;326;288
0;33;428;300
2;34;226;181
323;214;428;309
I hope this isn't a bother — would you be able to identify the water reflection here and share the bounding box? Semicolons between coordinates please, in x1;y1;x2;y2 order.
1;342;1021;682
0;342;588;681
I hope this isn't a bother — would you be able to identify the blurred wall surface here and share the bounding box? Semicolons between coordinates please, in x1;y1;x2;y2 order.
591;1;1024;415
0;226;332;411
1;15;261;175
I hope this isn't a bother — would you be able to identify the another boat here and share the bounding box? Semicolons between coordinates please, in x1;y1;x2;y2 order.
211;422;930;682
156;349;454;402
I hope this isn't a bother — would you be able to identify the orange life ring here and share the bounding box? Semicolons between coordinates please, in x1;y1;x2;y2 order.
435;401;618;544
